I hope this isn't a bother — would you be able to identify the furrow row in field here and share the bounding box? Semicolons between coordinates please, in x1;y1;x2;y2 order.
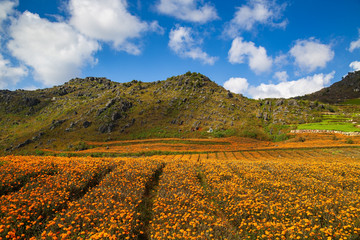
41;158;161;239
0;156;58;197
198;153;208;162
135;162;165;240
150;157;232;239
201;155;360;239
0;157;114;239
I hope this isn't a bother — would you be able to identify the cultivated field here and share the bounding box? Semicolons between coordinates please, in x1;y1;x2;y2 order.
1;143;360;239
42;133;360;156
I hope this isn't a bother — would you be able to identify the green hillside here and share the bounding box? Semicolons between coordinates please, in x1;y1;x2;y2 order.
0;72;340;154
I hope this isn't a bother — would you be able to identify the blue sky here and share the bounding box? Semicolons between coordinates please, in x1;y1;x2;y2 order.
0;0;359;99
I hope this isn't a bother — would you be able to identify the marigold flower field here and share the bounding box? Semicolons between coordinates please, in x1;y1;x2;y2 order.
1;147;360;239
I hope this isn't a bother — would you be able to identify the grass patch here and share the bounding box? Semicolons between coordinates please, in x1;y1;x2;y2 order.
66;141;94;151
341;99;360;105
296;114;360;132
129;127;184;139
322;114;351;122
240;128;269;141
272;133;290;142
34;149;45;156
297;122;360;132
213;129;236;138
265;124;292;142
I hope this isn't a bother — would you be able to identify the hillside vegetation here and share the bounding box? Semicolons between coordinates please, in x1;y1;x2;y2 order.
299;70;360;103
0;72;340;154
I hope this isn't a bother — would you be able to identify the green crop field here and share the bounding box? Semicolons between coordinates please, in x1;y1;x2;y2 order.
296;114;360;132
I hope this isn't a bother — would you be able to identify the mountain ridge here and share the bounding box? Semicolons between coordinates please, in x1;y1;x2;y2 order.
298;70;360;103
0;71;339;154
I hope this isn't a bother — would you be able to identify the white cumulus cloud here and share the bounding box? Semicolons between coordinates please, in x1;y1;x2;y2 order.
0;54;27;89
69;0;161;55
169;26;217;65
223;77;249;95
0;0;17;31
228;37;272;73
7;11;100;87
290;38;334;72
349;29;360;52
273;71;288;82
274;53;288;66
223;0;287;38
350;61;360;71
156;0;218;24
224;72;335;99
248;72;334;99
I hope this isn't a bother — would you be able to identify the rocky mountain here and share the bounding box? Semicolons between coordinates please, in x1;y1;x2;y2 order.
0;72;334;154
298;70;360;103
